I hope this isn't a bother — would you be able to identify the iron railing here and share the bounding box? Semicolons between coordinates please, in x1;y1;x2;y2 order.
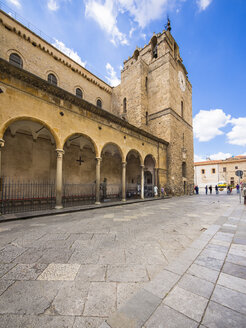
0;177;56;214
62;183;96;207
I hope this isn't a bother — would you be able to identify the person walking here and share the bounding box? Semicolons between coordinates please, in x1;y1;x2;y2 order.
236;184;240;194
205;185;208;195
227;186;231;195
209;185;212;194
215;185;219;195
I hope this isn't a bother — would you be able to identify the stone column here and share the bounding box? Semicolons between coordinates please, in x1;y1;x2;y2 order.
55;149;64;209
95;157;101;204
0;139;5;179
141;165;144;199
122;162;126;202
154;168;158;186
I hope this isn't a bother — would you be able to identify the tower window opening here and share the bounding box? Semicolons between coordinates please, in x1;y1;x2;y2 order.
151;36;158;59
96;99;102;108
145;77;148;91
76;88;83;99
9;53;23;68
123;97;127;113
181;101;184;118
48;73;57;86
146;111;148;125
182;162;187;178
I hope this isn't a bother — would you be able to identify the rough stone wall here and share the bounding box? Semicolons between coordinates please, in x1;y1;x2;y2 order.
0;11;112;111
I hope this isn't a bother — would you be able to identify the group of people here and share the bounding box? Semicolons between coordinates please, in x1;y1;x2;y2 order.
194;184;241;195
205;185;218;194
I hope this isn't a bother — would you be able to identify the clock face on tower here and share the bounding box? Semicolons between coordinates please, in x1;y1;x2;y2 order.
178;71;186;92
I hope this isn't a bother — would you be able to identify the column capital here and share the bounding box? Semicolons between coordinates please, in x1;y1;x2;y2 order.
96;157;102;162
140;164;145;168
56;149;65;158
0;139;5;148
122;161;127;166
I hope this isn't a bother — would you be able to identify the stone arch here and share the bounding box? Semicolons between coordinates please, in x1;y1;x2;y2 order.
7;48;26;67
0;116;61;148
62;133;99;157
144;154;157;167
46;70;59;85
100;142;124;160
126;149;143;165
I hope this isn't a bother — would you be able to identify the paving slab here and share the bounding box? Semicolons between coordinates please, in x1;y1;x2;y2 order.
1;263;47;280
222;261;246;279
84;282;116;317
187;263;219;283
145;304;199;328
37;263;80;281
202;301;246;328
178;273;214;299
217;272;246;294
211;284;246;315
163;285;208;322
107;265;148;283
107;289;161;328
0;281;61;314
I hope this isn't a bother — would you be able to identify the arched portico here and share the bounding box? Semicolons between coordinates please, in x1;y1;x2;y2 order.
126;149;144;199
0;118;59;213
144;154;157;197
100;142;123;201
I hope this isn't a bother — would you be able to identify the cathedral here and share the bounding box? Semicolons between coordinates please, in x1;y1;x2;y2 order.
0;9;194;214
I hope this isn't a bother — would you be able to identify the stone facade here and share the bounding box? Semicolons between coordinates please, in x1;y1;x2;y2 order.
194;156;246;188
0;9;193;208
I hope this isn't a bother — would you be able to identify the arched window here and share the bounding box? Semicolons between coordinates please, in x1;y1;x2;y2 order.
123;97;127;113
76;88;83;99
96;99;102;108
151;36;158;59
9;53;23;68
47;73;57;86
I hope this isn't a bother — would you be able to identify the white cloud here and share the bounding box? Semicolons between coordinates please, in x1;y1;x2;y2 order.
105;63;120;86
194;152;232;162
52;39;86;67
209;152;232;160
7;0;21;8
193;109;231;142
197;0;213;11
194;154;205;162
85;0;128;46
84;0;186;45
227;117;246;146
118;0;169;29
47;0;59;11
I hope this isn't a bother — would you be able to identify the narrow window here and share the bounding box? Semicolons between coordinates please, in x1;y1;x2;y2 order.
223;167;226;172
201;169;205;174
9;53;23;68
235;166;238;169
212;168;216;174
145;77;148;91
151;36;158;59
96;99;102;108
76;88;83;99
181;101;184;118
182;162;187;177
48;73;57;86
146;111;148;125
123;97;127;113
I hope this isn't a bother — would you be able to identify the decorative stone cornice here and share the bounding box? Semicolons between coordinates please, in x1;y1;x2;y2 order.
0;58;169;147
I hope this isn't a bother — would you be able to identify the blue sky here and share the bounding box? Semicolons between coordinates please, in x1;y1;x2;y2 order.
2;0;246;161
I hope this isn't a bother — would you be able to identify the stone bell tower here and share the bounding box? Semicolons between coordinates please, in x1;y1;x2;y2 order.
114;19;194;195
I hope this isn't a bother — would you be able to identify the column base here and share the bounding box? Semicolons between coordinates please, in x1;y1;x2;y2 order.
122;198;126;202
55;205;63;210
95;202;101;205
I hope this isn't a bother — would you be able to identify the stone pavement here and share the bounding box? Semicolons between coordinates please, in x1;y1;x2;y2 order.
0;195;245;327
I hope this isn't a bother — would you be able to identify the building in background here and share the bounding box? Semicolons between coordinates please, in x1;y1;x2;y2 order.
194;156;246;188
0;10;193;214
